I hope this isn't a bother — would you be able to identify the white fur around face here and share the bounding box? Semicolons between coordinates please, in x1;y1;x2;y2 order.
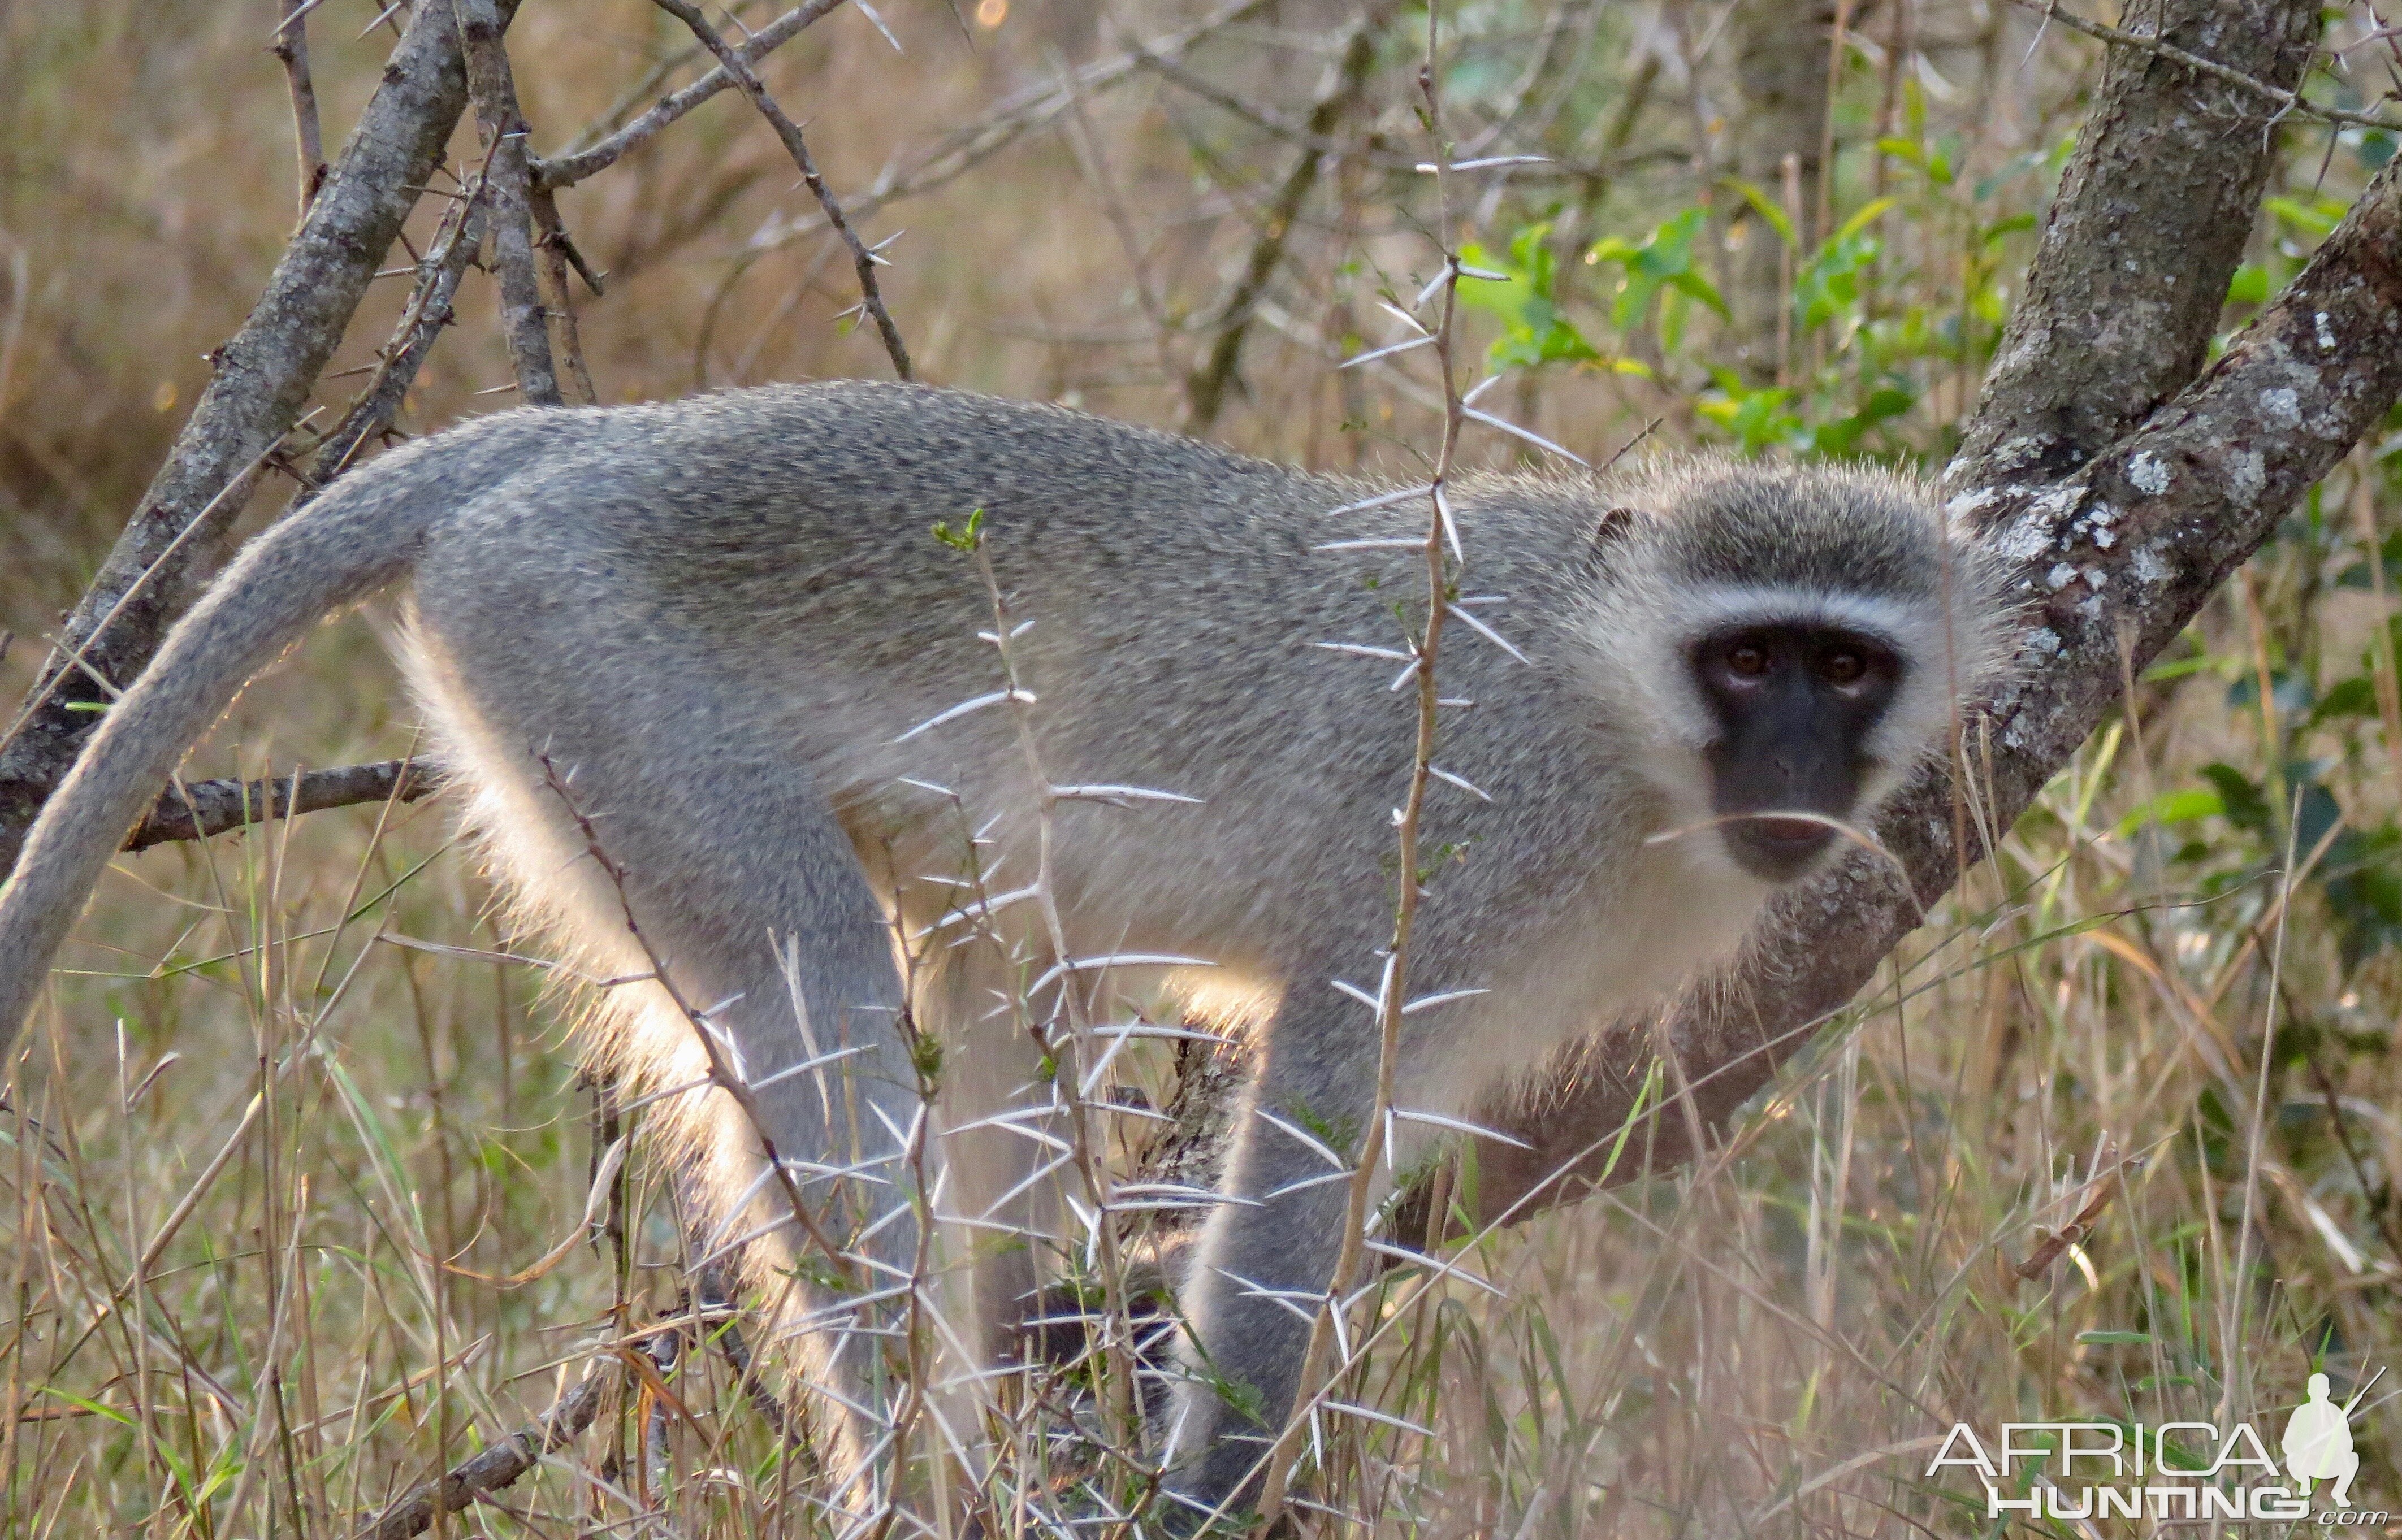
1578;562;2005;845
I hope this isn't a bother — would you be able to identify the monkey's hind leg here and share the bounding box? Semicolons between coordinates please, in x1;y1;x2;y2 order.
401;627;925;1504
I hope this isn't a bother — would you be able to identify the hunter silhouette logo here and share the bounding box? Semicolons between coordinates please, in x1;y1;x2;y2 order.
2283;1369;2379;1509
1927;1365;2384;1524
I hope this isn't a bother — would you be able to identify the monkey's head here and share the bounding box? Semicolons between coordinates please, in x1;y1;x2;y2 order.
1577;456;2011;886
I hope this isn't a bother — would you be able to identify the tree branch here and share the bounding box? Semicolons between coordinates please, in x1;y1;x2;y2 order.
1458;0;2391;1224
532;0;850;192
357;1357;620;1539
272;0;328;213
306;182;492;486
455;0;562;406
0;0;512;879
1183;1;1392;432
128;760;433;853
1958;0;2319;481
2003;0;2397;132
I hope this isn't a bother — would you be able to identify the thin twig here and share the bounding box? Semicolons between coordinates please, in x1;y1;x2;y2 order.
307;174;491;485
755;0;1275;249
2005;0;2397;130
649;0;913;380
535;0;851;190
271;0;327;212
530;186;600;403
1184;2;1391;432
534;756;859;1287
1251;18;1466;1530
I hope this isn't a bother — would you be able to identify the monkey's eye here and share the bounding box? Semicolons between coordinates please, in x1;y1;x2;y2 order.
1725;644;1770;678
1820;650;1866;686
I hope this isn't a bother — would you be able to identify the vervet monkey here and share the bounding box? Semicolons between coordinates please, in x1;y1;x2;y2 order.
0;381;2008;1516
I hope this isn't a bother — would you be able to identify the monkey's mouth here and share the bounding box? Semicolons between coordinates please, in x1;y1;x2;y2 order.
1722;813;1838;881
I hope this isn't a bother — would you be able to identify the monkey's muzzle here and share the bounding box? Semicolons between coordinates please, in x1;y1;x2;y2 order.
1722;813;1840;882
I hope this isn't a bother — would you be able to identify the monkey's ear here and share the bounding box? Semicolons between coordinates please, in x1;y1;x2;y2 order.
1592;505;1642;550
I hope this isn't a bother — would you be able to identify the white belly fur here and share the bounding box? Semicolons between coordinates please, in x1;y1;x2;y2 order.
1397;837;1768;1126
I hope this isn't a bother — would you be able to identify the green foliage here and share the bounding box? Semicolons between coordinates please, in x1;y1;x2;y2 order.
1585;206;1728;351
1457;223;1599;369
1462;96;2041;463
932;506;986;551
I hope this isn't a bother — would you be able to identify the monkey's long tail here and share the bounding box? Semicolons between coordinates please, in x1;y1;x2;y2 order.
0;412;555;1056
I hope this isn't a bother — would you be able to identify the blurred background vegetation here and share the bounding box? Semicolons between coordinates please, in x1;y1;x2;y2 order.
7;0;2402;1533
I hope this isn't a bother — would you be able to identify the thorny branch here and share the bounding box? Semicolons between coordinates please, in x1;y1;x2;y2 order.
535;756;861;1289
531;184;601;404
533;0;850;191
1252;19;1478;1531
971;539;1142;1457
650;0;913;381
755;0;1276;248
272;0;327;212
308;171;492;485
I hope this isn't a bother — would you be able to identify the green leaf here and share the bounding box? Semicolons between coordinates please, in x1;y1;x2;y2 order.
1458;225;1600;370
2141;653;2215;683
2265;194;2344;236
2198;763;2271;834
932;506;986;552
1925;135;1958;186
2226;263;2271;306
2114;788;2223;838
1832;195;1900;245
1721;177;1798;248
1873;135;1925;170
2310;675;2378;725
1590;206;1720;334
1668;269;1730;320
1981;212;2038;245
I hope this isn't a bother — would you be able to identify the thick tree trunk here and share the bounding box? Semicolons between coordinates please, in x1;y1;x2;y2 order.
1725;0;1836;383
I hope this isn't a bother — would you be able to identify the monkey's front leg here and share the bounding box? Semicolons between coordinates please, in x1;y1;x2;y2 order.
1161;1018;1380;1521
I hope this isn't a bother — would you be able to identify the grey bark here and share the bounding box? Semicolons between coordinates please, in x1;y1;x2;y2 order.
128;760;431;853
455;0;562;406
1953;0;2319;480
0;0;512;878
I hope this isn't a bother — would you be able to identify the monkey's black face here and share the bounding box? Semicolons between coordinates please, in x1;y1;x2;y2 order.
1690;622;1902;883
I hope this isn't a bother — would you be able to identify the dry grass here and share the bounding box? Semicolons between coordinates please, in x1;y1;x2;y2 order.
6;0;2402;1534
